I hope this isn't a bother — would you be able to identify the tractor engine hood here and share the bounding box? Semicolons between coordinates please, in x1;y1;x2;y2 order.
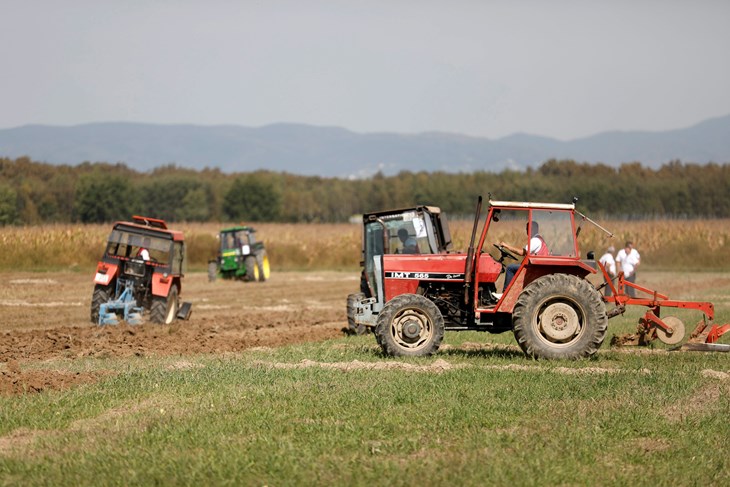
382;254;468;300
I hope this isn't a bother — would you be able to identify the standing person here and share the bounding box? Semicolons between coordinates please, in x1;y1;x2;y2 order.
616;241;640;297
598;245;616;296
499;221;549;292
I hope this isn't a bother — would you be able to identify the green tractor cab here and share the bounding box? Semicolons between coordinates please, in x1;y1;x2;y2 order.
209;226;270;282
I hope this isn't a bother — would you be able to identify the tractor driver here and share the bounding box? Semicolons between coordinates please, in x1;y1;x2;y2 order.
499;221;548;291
397;228;419;254
138;237;151;261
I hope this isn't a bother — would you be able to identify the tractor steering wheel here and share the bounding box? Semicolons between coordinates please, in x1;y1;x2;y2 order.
493;243;519;262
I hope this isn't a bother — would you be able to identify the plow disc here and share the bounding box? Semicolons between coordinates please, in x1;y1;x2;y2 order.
654;316;685;345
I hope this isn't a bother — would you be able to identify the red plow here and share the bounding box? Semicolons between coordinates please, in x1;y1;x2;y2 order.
598;262;730;352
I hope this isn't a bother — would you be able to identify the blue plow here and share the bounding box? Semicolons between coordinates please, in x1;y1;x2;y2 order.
98;279;144;325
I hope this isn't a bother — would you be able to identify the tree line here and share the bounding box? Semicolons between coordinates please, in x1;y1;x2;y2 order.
1;156;729;225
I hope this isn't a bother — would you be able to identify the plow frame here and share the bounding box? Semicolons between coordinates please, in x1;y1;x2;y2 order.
98;278;144;326
596;261;730;348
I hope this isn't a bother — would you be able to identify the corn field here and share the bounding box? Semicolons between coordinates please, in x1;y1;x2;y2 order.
2;219;730;272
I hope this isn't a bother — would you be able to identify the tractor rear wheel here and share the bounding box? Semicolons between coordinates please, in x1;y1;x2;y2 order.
150;286;179;324
256;251;270;282
90;284;111;323
245;256;259;281
513;274;607;359
346;292;368;335
376;294;444;357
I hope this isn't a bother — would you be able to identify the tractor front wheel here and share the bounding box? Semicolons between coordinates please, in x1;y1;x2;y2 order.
150;286;179;324
513;274;607;359
376;294;444;357
90;284;111;323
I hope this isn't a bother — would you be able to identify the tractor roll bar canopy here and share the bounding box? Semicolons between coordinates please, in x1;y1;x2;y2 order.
488;200;576;211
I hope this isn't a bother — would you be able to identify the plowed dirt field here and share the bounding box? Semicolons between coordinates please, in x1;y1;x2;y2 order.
1;271;355;395
3;270;730;396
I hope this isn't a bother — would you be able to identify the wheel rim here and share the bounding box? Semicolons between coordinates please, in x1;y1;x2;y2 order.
253;263;260;281
534;298;584;346
391;308;433;351
165;297;177;324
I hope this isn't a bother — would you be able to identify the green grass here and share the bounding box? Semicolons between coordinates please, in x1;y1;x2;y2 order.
2;273;729;485
2;332;729;486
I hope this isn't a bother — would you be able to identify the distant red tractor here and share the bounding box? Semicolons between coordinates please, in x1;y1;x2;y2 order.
353;197;730;358
91;216;191;325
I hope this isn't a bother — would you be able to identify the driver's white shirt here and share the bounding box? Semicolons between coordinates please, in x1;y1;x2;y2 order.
139;248;150;261
524;236;543;255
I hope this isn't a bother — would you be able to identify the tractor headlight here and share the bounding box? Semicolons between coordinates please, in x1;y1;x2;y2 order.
242;244;250;255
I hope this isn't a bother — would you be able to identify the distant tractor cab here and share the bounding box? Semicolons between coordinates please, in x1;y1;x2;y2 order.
91;216;192;326
347;206;453;335
209;226;270;282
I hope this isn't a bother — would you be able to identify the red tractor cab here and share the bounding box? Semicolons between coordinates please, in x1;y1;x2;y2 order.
347;205;453;335
91;215;191;325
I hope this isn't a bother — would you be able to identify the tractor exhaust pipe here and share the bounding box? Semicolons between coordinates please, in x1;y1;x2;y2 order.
464;196;483;303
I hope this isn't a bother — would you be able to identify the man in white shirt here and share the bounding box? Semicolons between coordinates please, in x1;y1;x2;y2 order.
598;245;616;296
499;221;549;292
616;241;640;297
138;237;151;261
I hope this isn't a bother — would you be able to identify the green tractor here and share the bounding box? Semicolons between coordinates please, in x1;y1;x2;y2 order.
209;226;271;282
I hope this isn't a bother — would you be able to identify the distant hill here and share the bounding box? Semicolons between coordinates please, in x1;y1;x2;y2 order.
1;115;729;177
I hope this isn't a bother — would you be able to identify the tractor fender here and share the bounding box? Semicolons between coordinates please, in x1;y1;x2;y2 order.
151;273;178;297
94;262;119;286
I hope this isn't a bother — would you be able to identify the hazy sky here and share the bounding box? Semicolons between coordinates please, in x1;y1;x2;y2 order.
1;0;729;140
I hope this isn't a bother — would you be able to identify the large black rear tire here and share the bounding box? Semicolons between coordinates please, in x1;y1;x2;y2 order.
90;284;111;324
150;286;179;324
376;294;444;357
244;256;259;282
512;274;607;359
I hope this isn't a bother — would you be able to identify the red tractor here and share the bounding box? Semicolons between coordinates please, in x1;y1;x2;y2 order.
91;216;191;325
353;197;730;358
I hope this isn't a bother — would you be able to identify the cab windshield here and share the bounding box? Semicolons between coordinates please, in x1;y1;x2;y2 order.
105;229;173;265
483;208;577;258
220;230;255;252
